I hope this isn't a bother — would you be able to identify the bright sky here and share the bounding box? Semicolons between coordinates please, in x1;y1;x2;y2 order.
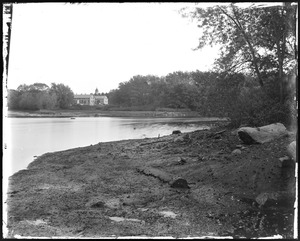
6;3;222;94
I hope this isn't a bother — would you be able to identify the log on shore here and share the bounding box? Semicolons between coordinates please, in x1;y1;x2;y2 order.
136;167;189;189
237;123;288;144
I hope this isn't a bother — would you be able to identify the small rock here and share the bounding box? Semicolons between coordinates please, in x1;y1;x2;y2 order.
26;219;48;226
279;156;290;162
108;217;143;223
172;130;181;135
170;177;190;189
279;156;294;168
138;208;149;212
235;145;243;148
90;201;105;208
174;136;185;143
231;149;242;155
177;157;186;165
159;211;177;219
255;191;295;208
120;153;129;159
198;155;209;161
255;192;278;207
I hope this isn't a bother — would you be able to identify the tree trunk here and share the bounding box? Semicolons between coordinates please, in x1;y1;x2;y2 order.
245;38;264;87
227;6;264;87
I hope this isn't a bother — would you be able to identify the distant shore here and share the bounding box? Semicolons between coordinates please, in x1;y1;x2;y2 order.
6;109;230;121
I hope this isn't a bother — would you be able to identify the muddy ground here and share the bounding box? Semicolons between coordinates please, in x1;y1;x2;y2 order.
5;125;296;238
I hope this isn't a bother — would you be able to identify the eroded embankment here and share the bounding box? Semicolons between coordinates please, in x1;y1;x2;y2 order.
5;126;296;238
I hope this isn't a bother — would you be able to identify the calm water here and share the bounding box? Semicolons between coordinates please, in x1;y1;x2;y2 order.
4;117;214;177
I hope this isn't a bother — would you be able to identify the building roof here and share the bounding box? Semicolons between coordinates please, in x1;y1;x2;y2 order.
94;95;108;99
74;94;93;98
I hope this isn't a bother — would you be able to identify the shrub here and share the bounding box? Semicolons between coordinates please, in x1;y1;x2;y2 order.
228;83;295;128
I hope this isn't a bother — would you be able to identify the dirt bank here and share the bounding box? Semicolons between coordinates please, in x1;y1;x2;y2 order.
5;125;296;238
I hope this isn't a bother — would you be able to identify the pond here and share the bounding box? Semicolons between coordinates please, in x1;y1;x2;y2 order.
4;117;220;177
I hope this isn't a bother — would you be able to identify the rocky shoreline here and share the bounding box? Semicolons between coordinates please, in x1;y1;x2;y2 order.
5;124;296;238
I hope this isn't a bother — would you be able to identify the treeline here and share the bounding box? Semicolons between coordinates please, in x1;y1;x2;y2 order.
105;3;297;128
7;83;74;110
106;70;296;127
7;4;297;128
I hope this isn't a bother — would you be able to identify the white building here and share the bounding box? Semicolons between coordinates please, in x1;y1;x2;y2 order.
74;89;108;106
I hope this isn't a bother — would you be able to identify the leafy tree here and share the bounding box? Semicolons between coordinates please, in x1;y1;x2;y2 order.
7;89;21;109
32;83;50;91
17;84;32;92
50;83;74;109
8;83;73;110
18;91;39;110
181;3;297;102
256;3;297;102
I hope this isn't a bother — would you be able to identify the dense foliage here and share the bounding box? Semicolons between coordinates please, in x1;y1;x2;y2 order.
181;3;296;100
7;83;74;110
179;3;297;127
106;68;296;128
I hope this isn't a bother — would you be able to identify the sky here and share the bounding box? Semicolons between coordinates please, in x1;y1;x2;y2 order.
5;2;221;94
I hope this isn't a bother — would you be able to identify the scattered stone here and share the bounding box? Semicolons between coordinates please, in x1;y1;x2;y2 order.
255;192;278;207
176;157;187;165
174;134;190;143
174;136;185;143
138;208;149;212
90;201;105;208
238;123;288;144
198;155;208;161
236;145;243;148
170;177;190;189
120;153;130;159
287;141;296;161
25;219;48;226
279;156;294;168
255;191;295;208
231;149;242;155
104;199;121;209
87;198;120;209
172;130;181;135
159;211;177;219
279;156;290;162
108;217;143;223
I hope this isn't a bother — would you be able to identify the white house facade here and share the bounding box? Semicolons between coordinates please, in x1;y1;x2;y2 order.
74;93;108;106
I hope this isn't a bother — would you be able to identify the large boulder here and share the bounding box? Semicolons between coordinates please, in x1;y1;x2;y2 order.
237;123;288;144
